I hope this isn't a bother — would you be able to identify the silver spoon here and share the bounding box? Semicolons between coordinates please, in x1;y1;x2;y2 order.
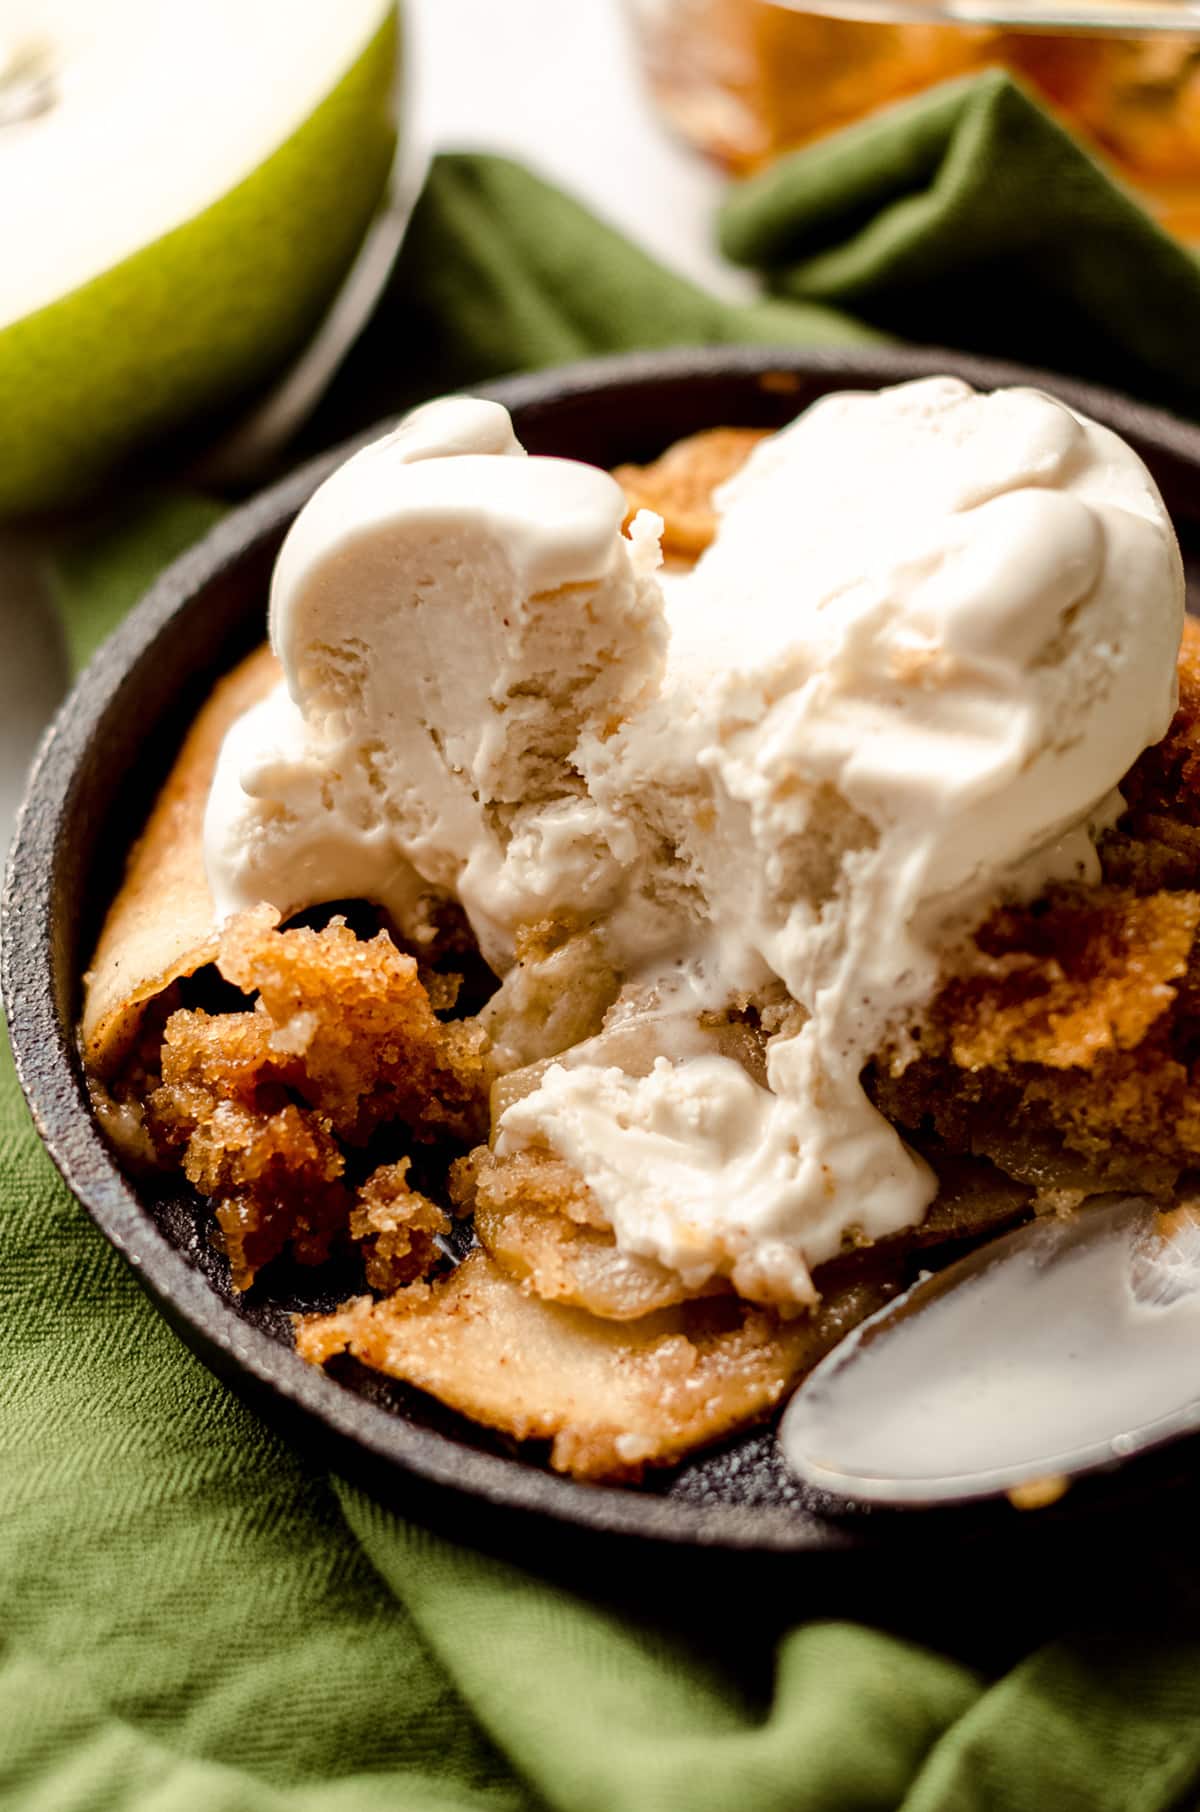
779;1194;1200;1507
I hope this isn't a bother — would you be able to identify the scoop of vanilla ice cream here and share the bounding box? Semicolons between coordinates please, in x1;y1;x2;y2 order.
205;396;666;966
205;379;1184;1305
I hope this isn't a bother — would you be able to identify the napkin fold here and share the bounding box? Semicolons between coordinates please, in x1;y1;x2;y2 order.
719;67;1200;419
10;70;1200;1811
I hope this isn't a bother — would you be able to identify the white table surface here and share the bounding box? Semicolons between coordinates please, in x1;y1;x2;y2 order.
0;0;736;855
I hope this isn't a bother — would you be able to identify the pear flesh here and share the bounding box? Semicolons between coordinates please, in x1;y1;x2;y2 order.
0;0;400;517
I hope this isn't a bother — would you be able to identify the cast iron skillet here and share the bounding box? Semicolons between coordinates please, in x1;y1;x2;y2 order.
9;344;1200;1565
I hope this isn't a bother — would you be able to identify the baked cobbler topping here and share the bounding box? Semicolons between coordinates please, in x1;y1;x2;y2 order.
82;385;1200;1481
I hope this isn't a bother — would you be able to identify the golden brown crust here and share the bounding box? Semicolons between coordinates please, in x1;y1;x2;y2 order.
933;887;1200;1071
614;427;771;559
208;908;488;1147
872;627;1200;1197
352;1162;452;1295
456;1141;607;1229
147;906;488;1289
81;643;281;1076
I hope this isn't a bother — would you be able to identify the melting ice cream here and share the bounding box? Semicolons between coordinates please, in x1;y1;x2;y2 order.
204;378;1184;1304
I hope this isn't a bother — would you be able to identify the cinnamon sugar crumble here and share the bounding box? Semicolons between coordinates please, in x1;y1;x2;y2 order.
143;905;488;1289
613;426;771;558
871;619;1200;1198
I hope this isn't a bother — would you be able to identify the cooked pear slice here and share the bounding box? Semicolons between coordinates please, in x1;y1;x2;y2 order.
474;1186;722;1321
295;1248;892;1481
461;1134;722;1320
81;643;280;1076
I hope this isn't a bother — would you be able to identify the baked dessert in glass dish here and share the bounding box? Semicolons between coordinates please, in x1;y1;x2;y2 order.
80;376;1198;1484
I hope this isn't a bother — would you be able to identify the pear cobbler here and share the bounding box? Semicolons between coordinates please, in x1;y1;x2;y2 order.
82;379;1200;1482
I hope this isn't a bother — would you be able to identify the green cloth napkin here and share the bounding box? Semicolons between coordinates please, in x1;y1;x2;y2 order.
719;66;1200;420
11;72;1200;1809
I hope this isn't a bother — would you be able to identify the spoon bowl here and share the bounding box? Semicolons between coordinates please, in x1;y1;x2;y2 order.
779;1195;1200;1507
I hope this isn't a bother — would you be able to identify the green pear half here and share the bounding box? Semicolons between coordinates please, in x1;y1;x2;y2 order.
0;0;401;519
